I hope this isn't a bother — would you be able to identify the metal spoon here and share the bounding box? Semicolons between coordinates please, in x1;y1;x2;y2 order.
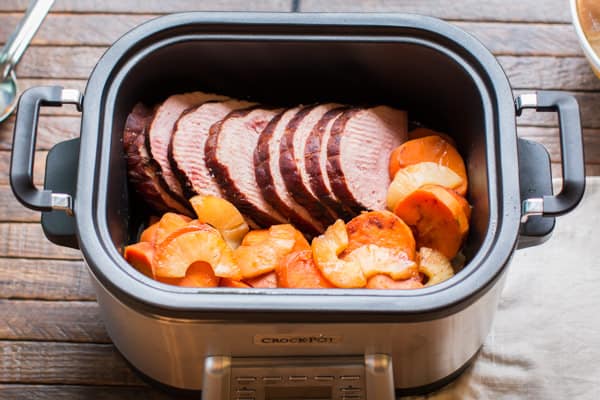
0;0;55;123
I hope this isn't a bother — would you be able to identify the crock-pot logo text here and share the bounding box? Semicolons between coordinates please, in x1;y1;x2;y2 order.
254;334;342;345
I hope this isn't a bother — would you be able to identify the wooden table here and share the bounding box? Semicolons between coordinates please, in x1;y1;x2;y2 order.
0;1;598;398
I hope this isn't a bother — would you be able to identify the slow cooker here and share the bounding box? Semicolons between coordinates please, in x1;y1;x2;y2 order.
9;13;585;399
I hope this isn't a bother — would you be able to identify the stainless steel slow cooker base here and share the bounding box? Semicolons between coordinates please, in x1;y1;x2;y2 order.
90;265;506;396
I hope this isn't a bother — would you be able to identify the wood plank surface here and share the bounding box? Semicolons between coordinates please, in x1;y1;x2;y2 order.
0;223;81;260
0;341;143;386
1;0;294;13
0;259;93;300
0;186;40;222
0;151;47;186
0;116;80;151
3;21;582;57
298;0;571;23
0;385;175;400
6;57;600;94
0;300;109;343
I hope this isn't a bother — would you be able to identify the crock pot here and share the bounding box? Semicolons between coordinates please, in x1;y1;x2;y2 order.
9;13;585;399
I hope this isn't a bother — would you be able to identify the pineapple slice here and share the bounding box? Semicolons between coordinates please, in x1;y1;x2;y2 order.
418;247;454;286
190;195;249;249
154;223;241;280
311;220;366;288
386;162;463;212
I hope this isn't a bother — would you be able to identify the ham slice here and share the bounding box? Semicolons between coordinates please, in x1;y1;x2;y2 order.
304;106;355;220
205;107;286;227
123;103;192;216
327;106;408;211
254;107;323;236
170;99;255;198
279;104;342;226
148;92;227;204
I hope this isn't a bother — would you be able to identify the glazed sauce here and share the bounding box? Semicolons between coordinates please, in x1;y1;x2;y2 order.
578;0;600;55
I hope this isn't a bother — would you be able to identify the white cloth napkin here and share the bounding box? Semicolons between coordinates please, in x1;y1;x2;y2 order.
406;177;600;399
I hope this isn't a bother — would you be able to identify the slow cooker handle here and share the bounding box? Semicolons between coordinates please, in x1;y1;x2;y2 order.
515;91;585;222
9;85;82;214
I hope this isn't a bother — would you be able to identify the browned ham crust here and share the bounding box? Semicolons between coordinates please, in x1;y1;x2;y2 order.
170;99;254;198
254;107;323;236
279;104;342;226
205;107;286;227
148;92;227;204
304;106;355;220
123;103;192;216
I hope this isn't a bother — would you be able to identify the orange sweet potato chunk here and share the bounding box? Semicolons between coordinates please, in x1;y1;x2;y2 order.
178;261;220;288
245;271;278;288
343;210;416;260
394;184;469;259
366;274;424;289
389;134;467;195
124;242;155;278
276;250;335;289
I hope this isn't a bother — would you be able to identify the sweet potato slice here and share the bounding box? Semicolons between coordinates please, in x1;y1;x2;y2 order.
386;162;463;212
124;242;155;278
233;224;300;279
139;221;159;243
178;261;220;288
343;210;416;260
407;127;456;147
154;223;241;279
388;135;467;195
311;220;366;288
190;195;249;249
220;278;251;288
276;250;335;289
418;247;455;286
393;184;469;259
366;274;424;289
154;213;192;245
245;271;278;288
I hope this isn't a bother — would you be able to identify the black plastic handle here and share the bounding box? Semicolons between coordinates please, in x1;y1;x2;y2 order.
10;86;70;211
517;91;586;217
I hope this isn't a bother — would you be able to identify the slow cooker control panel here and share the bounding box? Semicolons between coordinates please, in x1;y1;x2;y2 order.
202;355;394;400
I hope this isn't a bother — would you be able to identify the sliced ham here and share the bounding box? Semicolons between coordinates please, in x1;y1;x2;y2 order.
170;99;255;198
279;104;342;226
327;105;408;211
254;107;323;236
123;103;193;216
304;106;355;220
148;92;228;204
205;107;286;227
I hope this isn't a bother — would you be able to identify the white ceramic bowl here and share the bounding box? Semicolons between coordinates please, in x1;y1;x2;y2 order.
571;0;600;78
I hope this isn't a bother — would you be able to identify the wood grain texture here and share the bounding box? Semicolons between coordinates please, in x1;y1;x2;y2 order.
3;22;582;61
0;151;47;186
0;385;176;400
515;91;600;128
0;300;109;343
0;115;80;151
0;224;81;260
1;0;294;13
298;0;570;23
0;186;40;222
518;127;600;165
0;341;143;386
0;259;94;300
498;56;600;91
